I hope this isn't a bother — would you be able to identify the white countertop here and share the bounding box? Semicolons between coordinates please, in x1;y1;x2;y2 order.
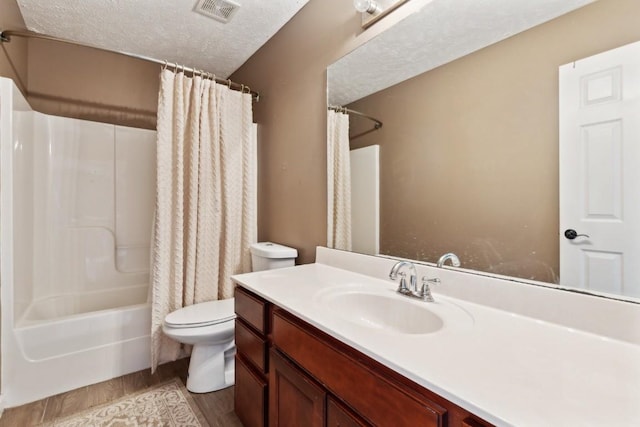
232;263;640;426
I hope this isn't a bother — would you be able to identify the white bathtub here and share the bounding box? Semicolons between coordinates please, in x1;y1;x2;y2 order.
4;286;151;407
0;77;156;408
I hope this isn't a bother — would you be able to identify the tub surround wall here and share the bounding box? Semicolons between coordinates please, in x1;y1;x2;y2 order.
3;74;156;318
26;109;156;325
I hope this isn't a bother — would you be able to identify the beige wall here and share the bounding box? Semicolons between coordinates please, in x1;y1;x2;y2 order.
0;1;159;129
231;0;362;263
26;39;159;129
347;0;640;282
0;0;28;93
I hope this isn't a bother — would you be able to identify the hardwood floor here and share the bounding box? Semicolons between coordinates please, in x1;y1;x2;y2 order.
0;358;243;426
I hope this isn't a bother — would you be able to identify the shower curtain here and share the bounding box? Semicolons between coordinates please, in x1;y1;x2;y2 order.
327;110;352;250
151;69;256;370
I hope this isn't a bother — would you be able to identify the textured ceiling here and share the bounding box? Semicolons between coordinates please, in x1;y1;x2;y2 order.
329;0;595;105
16;0;310;78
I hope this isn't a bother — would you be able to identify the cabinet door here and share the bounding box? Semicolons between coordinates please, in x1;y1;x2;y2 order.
327;397;370;427
269;349;325;427
235;355;267;427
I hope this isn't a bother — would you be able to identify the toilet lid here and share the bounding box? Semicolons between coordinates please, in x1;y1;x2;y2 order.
164;298;236;328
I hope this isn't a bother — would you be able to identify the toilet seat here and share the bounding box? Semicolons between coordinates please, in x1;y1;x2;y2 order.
164;298;235;328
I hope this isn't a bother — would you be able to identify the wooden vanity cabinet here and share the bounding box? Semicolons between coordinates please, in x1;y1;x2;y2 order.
234;286;493;427
234;287;271;427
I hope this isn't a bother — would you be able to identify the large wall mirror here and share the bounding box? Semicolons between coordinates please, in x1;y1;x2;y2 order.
327;0;640;302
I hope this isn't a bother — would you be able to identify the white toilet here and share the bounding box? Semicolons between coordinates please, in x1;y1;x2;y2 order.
162;242;297;393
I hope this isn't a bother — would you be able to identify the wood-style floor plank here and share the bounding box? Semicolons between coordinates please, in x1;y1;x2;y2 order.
121;369;151;394
0;398;47;427
41;386;89;422
86;377;125;407
192;387;243;427
1;358;243;426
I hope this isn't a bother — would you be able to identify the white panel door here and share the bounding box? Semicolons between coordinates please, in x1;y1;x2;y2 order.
559;41;640;298
350;145;379;255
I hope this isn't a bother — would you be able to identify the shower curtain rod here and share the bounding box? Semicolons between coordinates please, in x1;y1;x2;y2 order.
0;29;260;102
329;105;383;140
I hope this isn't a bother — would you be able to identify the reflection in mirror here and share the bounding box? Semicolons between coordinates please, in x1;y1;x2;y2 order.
327;0;640;301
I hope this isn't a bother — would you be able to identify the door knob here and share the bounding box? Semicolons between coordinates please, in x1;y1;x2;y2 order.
564;229;590;240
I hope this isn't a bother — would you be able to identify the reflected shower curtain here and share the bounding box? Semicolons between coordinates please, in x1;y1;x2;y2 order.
151;69;256;370
327;110;352;250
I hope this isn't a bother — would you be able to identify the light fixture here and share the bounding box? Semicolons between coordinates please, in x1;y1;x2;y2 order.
353;0;381;15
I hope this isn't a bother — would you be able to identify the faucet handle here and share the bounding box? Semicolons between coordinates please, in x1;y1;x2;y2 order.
420;276;439;302
422;276;441;286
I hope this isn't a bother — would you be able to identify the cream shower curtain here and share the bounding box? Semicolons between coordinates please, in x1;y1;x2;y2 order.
151;69;256;370
327;110;352;250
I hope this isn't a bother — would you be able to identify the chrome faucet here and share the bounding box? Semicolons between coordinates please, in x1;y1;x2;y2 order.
389;261;417;294
389;261;439;302
437;252;461;268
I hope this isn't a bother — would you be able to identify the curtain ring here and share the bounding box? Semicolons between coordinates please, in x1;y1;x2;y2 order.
241;84;245;93
227;79;232;89
162;60;168;70
245;86;251;94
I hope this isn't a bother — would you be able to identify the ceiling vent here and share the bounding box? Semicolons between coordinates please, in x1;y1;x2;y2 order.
194;0;241;23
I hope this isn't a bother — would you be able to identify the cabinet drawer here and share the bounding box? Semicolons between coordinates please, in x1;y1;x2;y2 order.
235;355;267;427
272;310;445;427
236;318;268;373
235;287;268;334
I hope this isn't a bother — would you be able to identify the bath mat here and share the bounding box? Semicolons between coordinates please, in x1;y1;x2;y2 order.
41;378;210;427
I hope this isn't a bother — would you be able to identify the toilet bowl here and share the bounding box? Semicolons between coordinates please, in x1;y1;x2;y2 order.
163;242;298;393
162;298;236;393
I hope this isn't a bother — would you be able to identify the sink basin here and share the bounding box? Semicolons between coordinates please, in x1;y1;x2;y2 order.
314;285;473;335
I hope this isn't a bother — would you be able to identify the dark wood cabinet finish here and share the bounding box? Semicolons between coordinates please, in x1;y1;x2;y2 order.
235;355;267;427
462;417;490;427
272;309;445;427
269;349;326;427
235;286;268;334
235;318;267;373
234;287;272;427
327;397;370;427
234;286;494;427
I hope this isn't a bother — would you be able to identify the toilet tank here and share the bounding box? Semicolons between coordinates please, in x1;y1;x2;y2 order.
250;242;298;272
